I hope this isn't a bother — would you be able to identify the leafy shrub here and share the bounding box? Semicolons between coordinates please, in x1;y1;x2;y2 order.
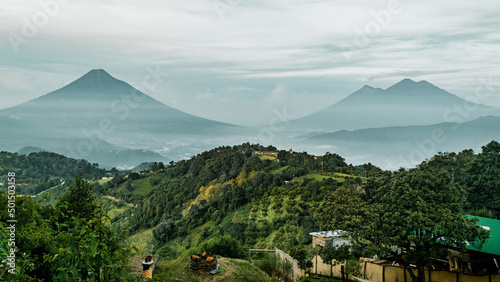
156;245;178;260
199;235;246;259
254;253;279;277
255;253;294;282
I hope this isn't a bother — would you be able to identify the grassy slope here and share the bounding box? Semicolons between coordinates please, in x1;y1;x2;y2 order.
109;151;367;280
153;256;270;281
113;161;366;256
130;228;155;255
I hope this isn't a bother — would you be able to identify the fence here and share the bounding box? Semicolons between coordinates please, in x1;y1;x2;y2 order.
312;256;500;282
248;248;302;281
275;247;301;281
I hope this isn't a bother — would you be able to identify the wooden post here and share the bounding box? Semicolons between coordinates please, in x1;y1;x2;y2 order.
315;254;318;275
428;269;431;282
382;265;386;282
456;272;459;282
341;265;346;282
364;261;367;279
248;249;251;262
404;268;407;282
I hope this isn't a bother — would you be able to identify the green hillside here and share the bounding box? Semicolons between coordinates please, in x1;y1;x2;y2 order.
1;141;499;280
0;151;107;195
103;143;375;262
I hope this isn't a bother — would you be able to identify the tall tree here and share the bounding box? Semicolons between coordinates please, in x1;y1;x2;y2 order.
56;175;97;221
465;141;500;218
319;168;490;282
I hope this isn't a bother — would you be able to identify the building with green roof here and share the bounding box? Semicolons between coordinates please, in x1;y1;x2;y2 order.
466;215;500;257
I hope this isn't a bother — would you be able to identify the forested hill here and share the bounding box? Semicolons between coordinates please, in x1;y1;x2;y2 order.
0;151;108;195
102;141;500;262
102;143;383;260
1;141;499;280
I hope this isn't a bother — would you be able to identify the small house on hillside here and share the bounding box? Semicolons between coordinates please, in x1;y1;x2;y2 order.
309;230;349;248
447;215;500;274
466;215;500;257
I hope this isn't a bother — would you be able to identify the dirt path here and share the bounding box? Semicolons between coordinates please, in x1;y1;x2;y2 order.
102;195;137;207
19;181;65;198
34;181;65;197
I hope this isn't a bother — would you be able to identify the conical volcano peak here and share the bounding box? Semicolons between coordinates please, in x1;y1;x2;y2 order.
57;69;129;96
384;78;447;95
86;69;112;77
75;69;117;84
386;78;417;90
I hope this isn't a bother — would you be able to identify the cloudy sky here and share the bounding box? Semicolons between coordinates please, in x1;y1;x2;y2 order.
1;0;499;126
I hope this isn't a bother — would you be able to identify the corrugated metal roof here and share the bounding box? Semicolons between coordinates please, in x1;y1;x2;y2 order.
466;215;500;256
309;230;346;238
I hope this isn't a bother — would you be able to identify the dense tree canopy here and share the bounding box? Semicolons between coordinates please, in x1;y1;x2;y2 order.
1;141;499;280
0;151;107;195
465;141;500;218
319;167;491;282
0;176;136;281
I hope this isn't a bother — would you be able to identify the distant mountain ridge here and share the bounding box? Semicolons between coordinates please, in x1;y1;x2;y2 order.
2;72;499;170
0;69;241;168
307;115;500;169
287;78;500;132
0;69;236;135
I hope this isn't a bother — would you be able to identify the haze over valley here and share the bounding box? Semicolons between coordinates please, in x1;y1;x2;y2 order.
0;69;498;170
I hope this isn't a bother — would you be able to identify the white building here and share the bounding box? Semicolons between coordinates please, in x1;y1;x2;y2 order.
309;230;349;248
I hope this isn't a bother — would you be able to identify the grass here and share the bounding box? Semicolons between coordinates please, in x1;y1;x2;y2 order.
97;178;113;185
128;177;156;196
34;185;67;206
107;206;128;219
306;171;366;183
272;165;289;174
129;228;155;255
97;196;130;220
254;151;278;162
153;256;270;281
306;173;346;183
258;155;277;161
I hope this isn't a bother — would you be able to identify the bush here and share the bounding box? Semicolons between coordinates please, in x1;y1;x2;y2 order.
255;253;294;282
156;245;178;260
254;253;279;277
200;235;246;259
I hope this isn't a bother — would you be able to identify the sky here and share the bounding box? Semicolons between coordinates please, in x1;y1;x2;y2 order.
1;0;499;126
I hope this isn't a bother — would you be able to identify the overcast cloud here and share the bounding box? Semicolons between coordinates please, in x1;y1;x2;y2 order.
1;0;499;126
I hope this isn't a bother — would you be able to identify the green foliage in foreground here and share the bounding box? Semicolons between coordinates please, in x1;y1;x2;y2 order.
0;175;137;281
1;141;498;280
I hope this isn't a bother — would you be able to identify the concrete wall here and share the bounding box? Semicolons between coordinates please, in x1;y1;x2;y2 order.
275;247;301;281
313;256;500;282
311;255;345;277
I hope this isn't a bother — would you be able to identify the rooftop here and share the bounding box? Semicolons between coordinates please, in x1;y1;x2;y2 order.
466;215;500;256
309;230;346;238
